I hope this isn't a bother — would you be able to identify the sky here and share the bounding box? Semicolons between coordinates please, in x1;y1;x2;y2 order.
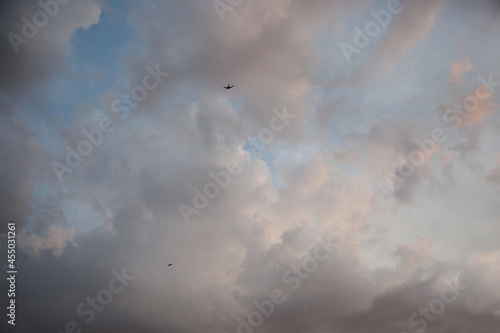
1;0;500;332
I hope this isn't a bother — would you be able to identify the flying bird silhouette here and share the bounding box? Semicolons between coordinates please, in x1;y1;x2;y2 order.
167;263;173;266
224;84;234;90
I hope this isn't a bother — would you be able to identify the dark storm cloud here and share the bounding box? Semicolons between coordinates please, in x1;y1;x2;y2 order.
0;0;103;229
0;0;103;104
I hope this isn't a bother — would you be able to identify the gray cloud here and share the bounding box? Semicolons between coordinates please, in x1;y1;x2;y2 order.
1;1;499;333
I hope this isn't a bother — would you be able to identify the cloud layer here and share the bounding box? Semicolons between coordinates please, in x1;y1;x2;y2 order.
1;0;499;332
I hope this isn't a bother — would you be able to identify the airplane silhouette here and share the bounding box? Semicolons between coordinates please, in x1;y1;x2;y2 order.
167;264;173;266
224;84;234;90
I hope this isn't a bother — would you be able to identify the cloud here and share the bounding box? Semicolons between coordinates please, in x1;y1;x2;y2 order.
18;224;76;256
0;0;103;103
338;0;447;87
449;57;473;85
486;154;500;187
1;1;500;332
